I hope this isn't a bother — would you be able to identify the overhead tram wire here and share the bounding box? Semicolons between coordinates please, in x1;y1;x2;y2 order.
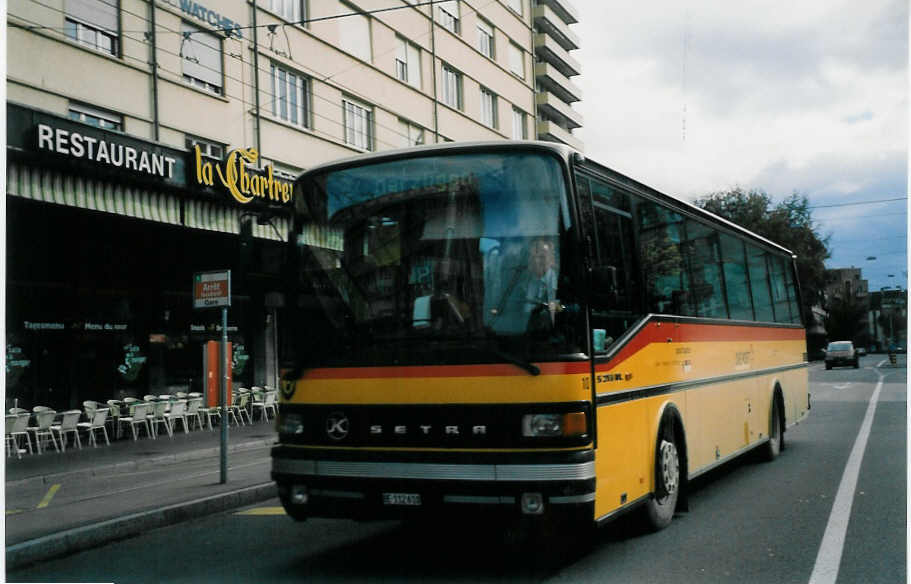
9;15;419;152
15;0;449;38
808;196;908;209
14;0;509;150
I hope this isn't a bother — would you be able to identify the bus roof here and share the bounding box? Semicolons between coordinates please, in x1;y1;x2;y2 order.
295;140;795;258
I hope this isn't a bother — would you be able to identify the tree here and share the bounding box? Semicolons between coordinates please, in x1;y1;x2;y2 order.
824;294;867;342
695;188;831;320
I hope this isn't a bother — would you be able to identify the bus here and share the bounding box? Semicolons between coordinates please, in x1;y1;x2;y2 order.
271;141;809;536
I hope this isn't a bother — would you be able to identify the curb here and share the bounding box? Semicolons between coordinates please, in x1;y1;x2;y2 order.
6;482;278;571
6;436;276;489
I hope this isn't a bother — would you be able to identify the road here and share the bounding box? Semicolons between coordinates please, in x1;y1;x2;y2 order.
8;356;906;583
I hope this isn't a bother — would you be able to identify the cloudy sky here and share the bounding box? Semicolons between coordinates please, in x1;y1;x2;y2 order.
573;0;908;293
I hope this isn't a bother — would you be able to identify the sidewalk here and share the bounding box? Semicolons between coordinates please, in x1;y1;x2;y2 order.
5;418;279;570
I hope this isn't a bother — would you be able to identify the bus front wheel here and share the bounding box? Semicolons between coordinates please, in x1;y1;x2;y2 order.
643;435;680;531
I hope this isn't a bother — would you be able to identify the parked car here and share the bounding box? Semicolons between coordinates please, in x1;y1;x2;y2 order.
825;340;859;370
856;347;867;356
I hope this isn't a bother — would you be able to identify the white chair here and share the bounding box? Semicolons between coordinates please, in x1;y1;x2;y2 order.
78;408;110;447
9;407;29;415
176;392;189;400
28;408;59;454
51;410;83;451
185;396;204;430
252;390;278;422
148;400;171;438
165;400;190;435
8;413;33;457
119;402;153;440
230;391;251;426
83;400;101;418
106;400;123;439
6;415;21;458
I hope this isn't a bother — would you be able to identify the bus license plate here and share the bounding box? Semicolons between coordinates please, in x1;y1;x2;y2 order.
382;493;421;506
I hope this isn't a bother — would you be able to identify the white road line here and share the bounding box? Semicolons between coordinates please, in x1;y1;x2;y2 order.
808;375;884;584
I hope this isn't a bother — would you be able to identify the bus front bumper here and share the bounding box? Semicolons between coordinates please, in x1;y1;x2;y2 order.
271;446;595;521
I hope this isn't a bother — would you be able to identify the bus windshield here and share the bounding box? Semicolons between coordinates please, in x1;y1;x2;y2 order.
291;151;583;368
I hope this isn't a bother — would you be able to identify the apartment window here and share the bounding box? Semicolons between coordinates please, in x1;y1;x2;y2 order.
511;107;527;139
271;63;311;128
440;64;463;110
343;98;374;151
339;5;371;62
181;23;223;95
476;19;494;59
395;37;421;89
64;0;119;55
185;135;225;160
68;103;122;131
436;1;460;34
480;88;498;129
507;0;523;15
398;119;425;147
268;0;305;22
508;43;524;79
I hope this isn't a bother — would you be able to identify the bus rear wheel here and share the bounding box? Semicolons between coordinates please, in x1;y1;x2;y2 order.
643;436;680;531
760;395;783;461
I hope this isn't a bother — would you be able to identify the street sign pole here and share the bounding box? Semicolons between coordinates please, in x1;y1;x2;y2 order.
193;270;232;484
220;306;228;484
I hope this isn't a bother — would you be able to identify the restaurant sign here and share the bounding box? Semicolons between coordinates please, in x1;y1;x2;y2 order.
193;146;294;206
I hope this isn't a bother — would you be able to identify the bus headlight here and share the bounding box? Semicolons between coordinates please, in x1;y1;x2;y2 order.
278;413;304;435
521;412;587;437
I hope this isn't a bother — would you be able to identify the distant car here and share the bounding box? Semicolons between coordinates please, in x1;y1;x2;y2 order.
856;347;867;356
825;340;859;370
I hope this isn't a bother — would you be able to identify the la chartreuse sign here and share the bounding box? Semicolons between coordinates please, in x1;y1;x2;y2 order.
193;145;294;206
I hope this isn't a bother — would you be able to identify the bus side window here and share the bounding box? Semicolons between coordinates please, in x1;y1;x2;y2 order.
747;244;775;322
589;179;640;348
636;200;689;315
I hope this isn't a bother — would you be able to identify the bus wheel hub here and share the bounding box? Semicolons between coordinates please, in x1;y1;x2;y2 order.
659;439;679;494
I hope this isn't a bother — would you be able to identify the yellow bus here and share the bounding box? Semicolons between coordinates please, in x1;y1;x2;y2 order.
271;141;809;536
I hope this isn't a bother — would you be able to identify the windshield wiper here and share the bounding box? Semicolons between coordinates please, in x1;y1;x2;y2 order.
474;345;540;376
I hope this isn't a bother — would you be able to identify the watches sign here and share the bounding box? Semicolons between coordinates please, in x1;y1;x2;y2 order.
193;270;231;309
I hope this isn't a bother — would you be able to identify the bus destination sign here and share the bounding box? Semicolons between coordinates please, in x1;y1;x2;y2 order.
193;270;231;309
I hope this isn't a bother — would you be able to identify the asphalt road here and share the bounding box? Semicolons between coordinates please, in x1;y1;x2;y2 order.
9;356;906;584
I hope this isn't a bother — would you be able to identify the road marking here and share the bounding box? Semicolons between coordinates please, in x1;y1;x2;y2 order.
235;506;286;516
833;383;851;390
5;509;23;515
808;375;883;584
36;484;61;509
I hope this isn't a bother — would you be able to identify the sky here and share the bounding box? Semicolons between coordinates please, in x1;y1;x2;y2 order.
573;0;908;293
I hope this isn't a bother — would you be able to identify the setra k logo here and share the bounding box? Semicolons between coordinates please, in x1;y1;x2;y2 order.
326;412;350;441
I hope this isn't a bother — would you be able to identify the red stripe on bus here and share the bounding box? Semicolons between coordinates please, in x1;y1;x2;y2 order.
301;361;590;380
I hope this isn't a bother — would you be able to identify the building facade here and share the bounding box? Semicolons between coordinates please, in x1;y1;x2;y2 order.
6;0;581;410
823;267;870;347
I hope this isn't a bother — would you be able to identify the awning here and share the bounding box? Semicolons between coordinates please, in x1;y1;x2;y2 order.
7;161;181;226
7;162;287;241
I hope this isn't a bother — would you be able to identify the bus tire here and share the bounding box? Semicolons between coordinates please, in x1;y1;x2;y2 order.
760;393;784;461
643;425;681;531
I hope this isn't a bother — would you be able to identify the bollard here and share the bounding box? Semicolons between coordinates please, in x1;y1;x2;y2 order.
889;352;897;366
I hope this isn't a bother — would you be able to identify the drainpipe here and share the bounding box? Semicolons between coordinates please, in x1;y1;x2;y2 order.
430;8;439;143
149;2;160;141
252;0;262;155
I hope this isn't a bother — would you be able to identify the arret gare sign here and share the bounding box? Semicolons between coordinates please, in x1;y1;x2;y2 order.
8;103;294;207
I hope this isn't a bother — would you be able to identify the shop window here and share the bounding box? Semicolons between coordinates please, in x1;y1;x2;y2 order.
343;97;373;151
64;0;119;56
271;63;311;128
480;87;498;129
181;22;223;95
68;102;122;131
